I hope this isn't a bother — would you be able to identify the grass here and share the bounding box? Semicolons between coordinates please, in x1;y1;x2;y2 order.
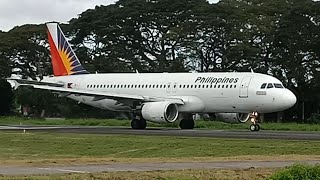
2;116;320;131
1;132;320;166
0;168;277;180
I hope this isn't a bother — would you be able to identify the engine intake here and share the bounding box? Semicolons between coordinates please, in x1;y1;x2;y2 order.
141;102;179;123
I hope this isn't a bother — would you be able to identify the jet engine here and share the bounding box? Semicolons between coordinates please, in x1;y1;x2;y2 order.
141;101;179;123
215;113;250;123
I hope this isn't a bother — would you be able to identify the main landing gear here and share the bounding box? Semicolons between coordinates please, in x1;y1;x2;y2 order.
179;114;195;129
131;115;147;129
249;112;260;131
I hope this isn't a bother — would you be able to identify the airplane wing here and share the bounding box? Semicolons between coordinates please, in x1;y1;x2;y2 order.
7;79;184;105
7;78;64;89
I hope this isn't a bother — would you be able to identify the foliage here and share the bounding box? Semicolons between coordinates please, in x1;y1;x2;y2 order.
306;114;320;124
268;164;320;180
0;80;14;115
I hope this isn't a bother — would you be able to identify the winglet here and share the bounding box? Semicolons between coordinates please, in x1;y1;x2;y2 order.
6;78;21;90
46;22;89;76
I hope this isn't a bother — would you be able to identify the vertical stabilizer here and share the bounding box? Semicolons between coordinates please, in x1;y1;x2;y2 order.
46;22;89;76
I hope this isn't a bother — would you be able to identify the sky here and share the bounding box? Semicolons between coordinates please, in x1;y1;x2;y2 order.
0;0;219;32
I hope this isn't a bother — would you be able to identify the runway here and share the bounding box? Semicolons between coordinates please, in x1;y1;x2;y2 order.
1;126;320;176
1;125;320;140
1;160;320;175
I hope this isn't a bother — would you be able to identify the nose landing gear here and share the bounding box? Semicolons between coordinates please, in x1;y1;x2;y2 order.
249;112;260;131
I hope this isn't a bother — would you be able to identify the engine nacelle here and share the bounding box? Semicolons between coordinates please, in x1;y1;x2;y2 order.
141;101;179;123
215;113;250;123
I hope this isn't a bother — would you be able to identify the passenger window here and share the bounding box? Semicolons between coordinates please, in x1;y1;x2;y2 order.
226;85;228;88
260;83;267;89
267;83;273;89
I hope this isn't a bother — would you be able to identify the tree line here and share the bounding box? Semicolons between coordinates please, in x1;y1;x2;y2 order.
0;0;320;122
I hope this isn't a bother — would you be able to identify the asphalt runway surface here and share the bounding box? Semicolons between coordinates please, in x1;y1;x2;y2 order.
1;125;320;140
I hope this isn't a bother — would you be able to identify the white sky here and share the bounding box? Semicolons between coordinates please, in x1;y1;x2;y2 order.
0;0;219;32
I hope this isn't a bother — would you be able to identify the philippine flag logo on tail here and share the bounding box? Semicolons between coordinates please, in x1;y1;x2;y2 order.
46;22;89;76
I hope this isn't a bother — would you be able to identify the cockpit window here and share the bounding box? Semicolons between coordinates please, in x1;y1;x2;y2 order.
267;83;274;89
274;83;284;88
260;83;267;89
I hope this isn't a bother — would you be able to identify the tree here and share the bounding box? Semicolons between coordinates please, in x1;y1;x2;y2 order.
70;0;210;73
0;80;13;115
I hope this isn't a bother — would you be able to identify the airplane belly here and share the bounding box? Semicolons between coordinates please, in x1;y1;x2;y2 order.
204;97;236;113
68;95;130;111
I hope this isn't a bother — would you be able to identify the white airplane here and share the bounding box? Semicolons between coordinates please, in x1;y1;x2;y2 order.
9;23;297;131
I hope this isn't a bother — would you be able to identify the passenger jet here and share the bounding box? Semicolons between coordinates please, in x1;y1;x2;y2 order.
9;23;297;131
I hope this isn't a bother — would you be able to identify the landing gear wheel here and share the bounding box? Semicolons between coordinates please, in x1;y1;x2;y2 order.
249;112;260;131
131;119;140;129
250;124;256;131
179;119;195;129
139;118;147;129
249;124;260;131
131;118;147;129
255;124;260;131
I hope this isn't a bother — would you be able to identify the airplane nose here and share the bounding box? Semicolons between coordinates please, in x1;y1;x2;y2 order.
282;89;297;108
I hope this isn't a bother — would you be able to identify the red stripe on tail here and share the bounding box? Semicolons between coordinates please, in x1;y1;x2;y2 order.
47;30;68;76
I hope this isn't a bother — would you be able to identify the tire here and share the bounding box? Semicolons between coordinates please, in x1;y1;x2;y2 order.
179;119;195;129
131;119;140;129
250;124;256;131
255;124;260;131
139;119;147;129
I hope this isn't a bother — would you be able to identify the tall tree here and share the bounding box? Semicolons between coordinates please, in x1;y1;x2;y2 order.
0;80;13;115
70;0;209;73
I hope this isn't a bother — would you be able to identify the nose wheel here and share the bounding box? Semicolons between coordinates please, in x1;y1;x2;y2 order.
249;112;260;131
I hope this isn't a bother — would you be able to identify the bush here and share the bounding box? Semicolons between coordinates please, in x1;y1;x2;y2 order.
268;164;320;180
306;114;320;124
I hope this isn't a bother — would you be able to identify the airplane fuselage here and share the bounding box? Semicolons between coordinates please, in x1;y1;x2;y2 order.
45;72;296;114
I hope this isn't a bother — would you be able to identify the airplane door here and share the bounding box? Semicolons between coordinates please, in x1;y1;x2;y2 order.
239;77;252;98
166;82;171;93
172;82;177;93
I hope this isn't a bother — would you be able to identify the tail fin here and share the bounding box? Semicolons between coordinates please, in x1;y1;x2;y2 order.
46;22;89;76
